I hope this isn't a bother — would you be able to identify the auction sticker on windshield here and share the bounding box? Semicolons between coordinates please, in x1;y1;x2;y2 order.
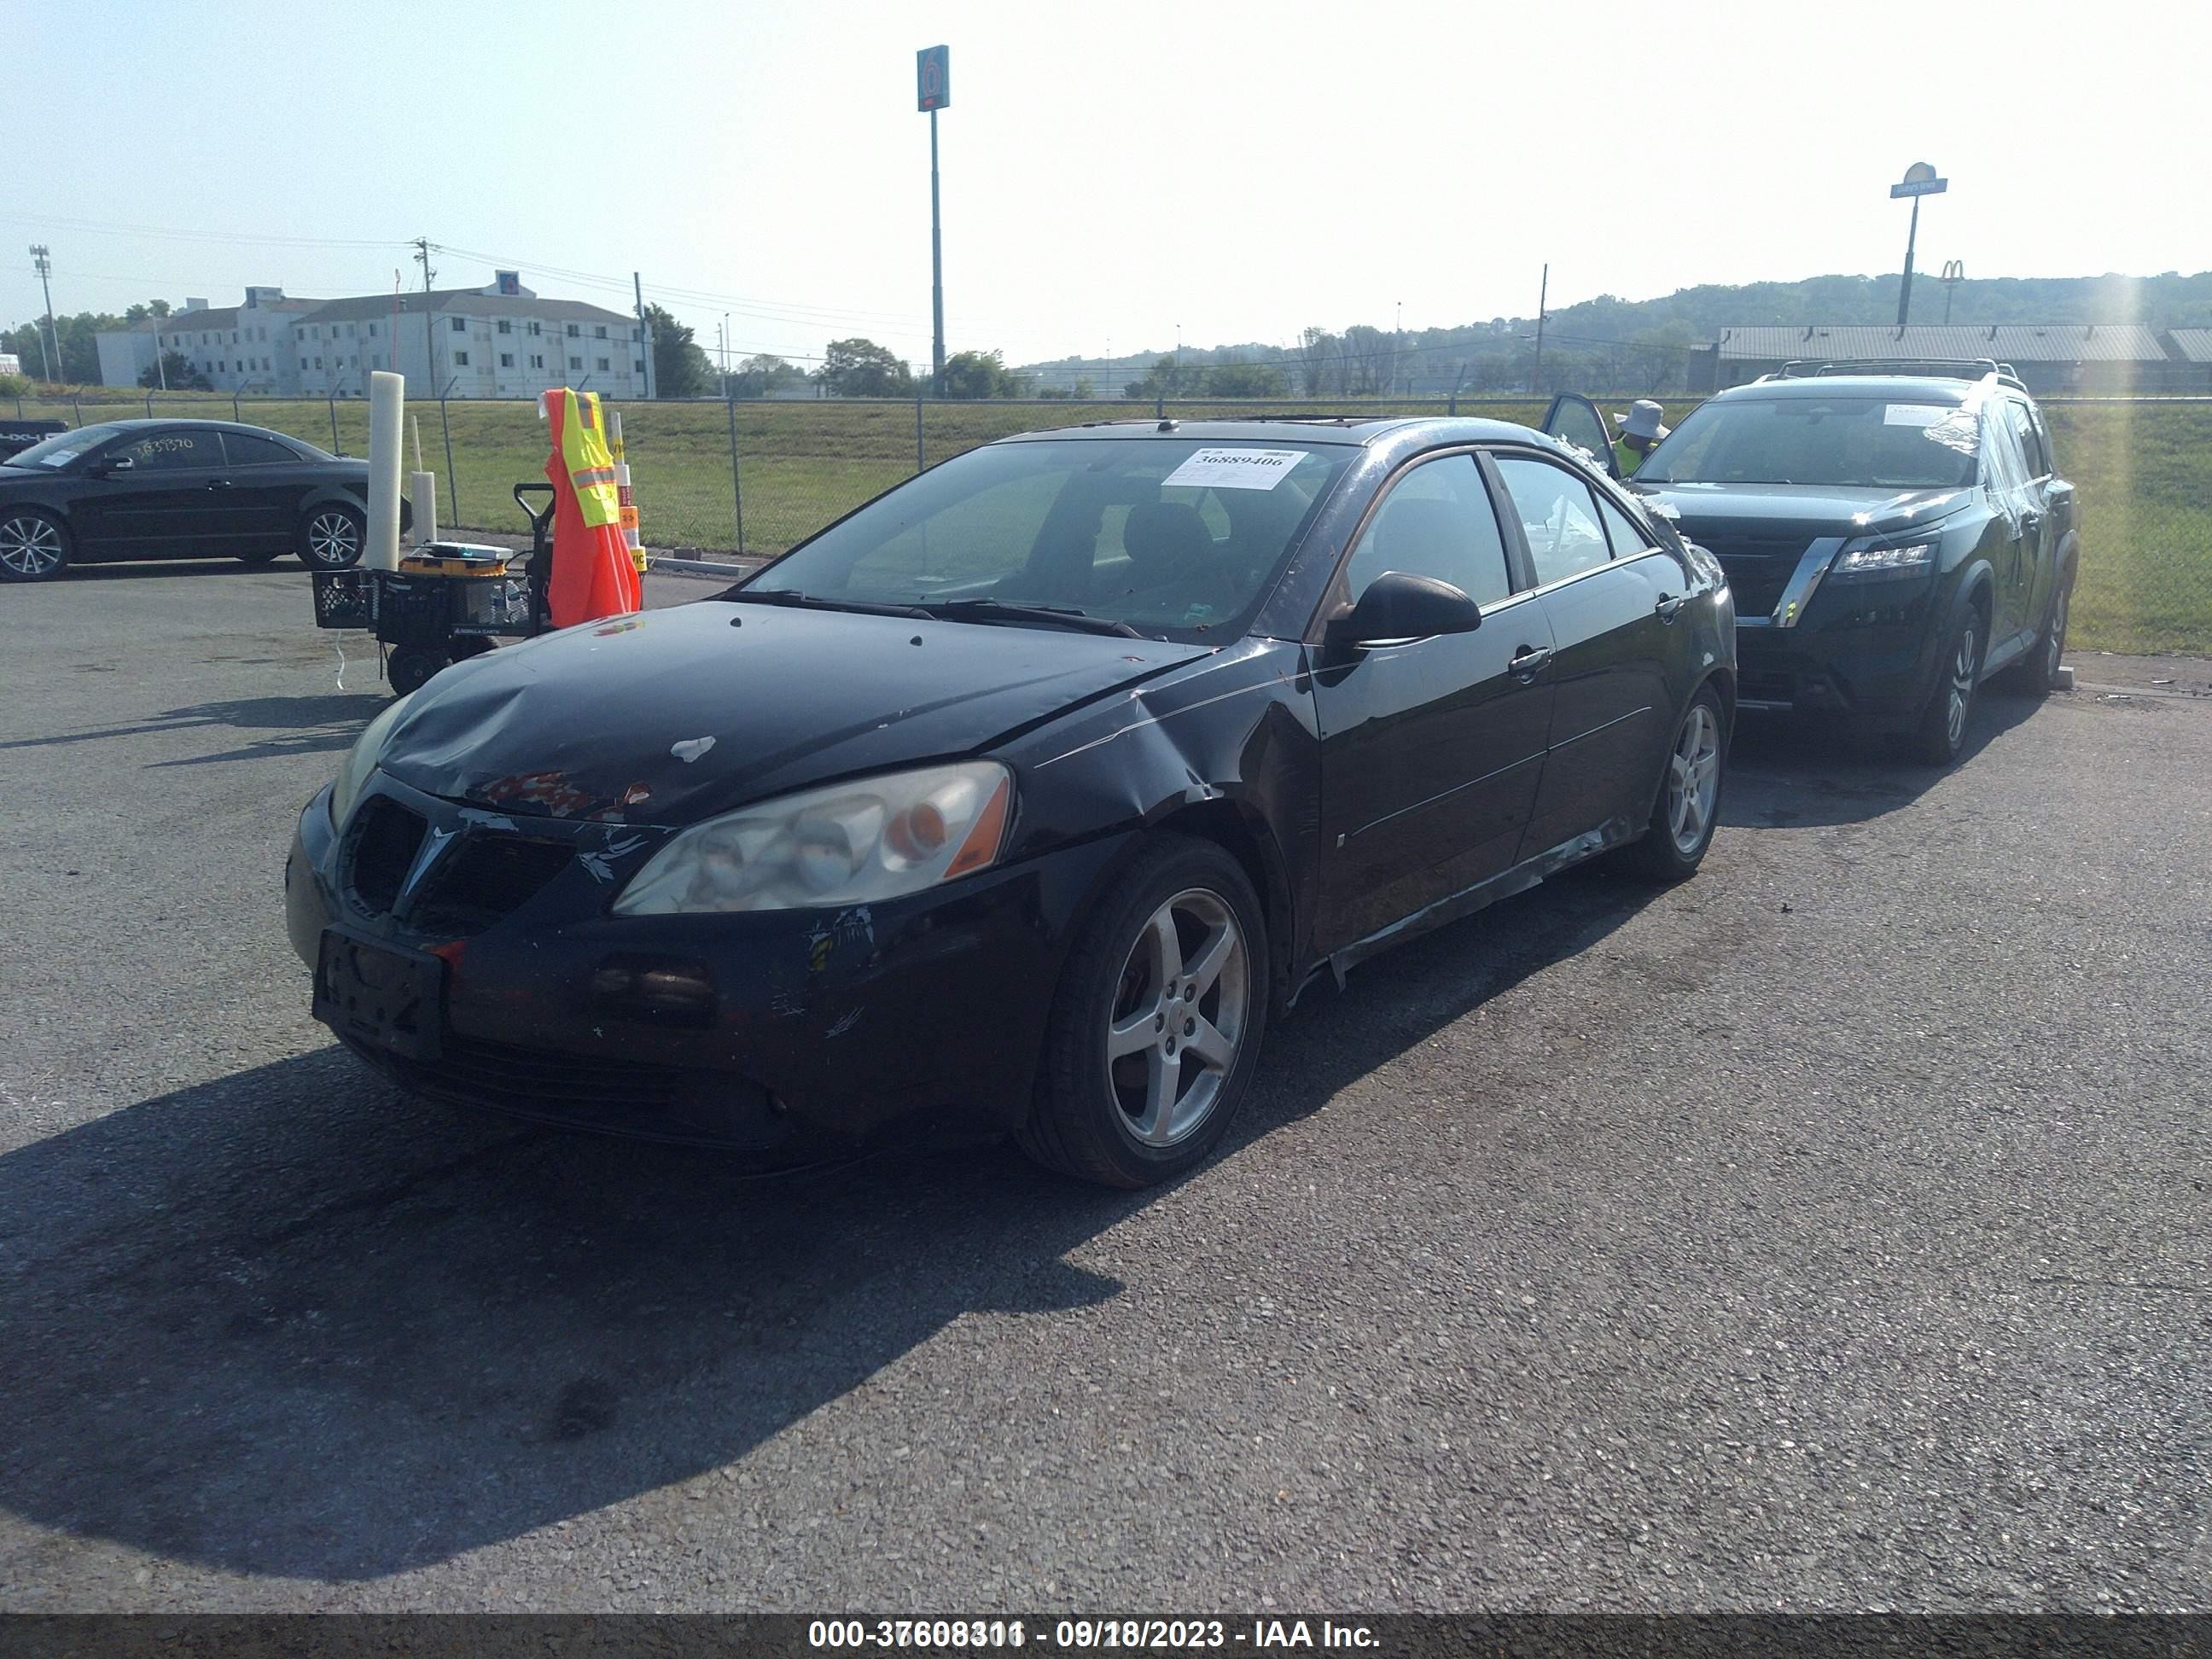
1161;447;1304;491
1883;405;1951;428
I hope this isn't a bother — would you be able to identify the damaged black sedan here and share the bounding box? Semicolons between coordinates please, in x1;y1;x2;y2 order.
288;417;1734;1187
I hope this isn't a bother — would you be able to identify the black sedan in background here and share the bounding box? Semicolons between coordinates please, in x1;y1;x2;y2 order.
0;418;402;581
290;416;1735;1188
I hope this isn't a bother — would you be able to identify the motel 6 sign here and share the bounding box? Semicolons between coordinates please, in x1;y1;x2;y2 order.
917;45;950;111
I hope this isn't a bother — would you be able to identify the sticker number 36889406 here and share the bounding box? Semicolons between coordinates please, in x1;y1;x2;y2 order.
1160;447;1305;492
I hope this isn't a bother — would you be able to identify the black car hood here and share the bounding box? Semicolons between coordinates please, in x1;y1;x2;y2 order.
378;600;1209;825
1633;480;1972;541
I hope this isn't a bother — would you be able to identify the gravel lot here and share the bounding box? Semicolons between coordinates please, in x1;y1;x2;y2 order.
1;559;2205;1612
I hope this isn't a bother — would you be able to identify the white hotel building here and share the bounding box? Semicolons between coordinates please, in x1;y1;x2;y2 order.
95;274;649;401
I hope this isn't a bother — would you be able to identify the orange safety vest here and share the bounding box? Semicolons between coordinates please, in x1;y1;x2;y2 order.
551;389;623;528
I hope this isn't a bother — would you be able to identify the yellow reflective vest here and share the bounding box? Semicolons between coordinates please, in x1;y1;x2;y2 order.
550;389;622;529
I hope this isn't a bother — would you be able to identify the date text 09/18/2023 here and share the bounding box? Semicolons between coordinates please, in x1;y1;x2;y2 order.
806;1621;1381;1650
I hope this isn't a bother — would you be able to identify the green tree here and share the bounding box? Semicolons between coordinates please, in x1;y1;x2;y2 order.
640;303;713;398
140;350;210;391
726;353;804;399
820;337;914;398
1206;357;1287;399
939;348;1018;399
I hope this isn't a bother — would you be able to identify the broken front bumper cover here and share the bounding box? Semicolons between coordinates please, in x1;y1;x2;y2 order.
287;776;1127;1150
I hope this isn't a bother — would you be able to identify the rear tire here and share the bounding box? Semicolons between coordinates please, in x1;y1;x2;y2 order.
2011;568;2073;696
1911;607;1984;765
301;504;367;571
1621;684;1727;882
0;508;70;582
1019;834;1268;1188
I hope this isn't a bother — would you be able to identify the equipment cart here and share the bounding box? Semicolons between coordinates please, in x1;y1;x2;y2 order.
309;484;558;696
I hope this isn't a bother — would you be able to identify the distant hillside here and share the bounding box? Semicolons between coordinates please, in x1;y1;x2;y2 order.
1014;271;2212;397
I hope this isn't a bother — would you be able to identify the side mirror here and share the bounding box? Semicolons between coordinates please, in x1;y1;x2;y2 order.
1331;570;1482;651
97;455;134;475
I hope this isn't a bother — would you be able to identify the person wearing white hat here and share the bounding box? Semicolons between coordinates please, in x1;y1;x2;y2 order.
1612;399;1671;478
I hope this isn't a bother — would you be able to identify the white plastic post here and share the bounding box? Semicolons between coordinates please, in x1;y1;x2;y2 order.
609;409;643;572
366;370;405;572
407;469;438;547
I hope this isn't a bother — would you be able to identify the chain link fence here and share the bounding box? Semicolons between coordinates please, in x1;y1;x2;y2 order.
15;389;2211;657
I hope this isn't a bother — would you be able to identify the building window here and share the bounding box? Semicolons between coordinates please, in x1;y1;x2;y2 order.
568;355;583;370
311;326;319;339
634;359;645;375
346;323;355;337
218;361;226;373
596;357;610;371
314;358;323;369
528;321;542;336
367;323;377;338
566;323;580;338
453;351;470;366
594;325;608;339
632;327;642;341
499;352;515;368
531;354;544;369
348;356;358;368
497;319;511;335
448;316;465;333
300;357;308;370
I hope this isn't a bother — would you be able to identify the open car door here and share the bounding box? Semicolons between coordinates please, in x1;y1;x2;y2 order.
1540;393;1619;480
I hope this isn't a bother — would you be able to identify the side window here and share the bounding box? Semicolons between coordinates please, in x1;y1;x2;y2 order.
1342;454;1512;608
221;432;298;467
1493;455;1611;585
1594;492;1655;560
2010;401;2047;478
118;429;222;471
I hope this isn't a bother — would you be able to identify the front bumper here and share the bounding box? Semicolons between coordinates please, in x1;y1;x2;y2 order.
1733;568;1944;724
287;773;1127;1150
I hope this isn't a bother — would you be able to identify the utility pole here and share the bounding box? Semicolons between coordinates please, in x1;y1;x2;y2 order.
634;271;653;399
412;237;438;399
28;246;57;381
723;312;731;392
1533;264;1549;394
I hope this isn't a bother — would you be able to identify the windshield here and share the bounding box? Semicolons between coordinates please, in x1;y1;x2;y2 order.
3;424;125;469
1639;395;1980;489
744;436;1353;640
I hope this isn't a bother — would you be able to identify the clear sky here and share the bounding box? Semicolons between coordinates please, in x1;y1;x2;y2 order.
10;0;2207;370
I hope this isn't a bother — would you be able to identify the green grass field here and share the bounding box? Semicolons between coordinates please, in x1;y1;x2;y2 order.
21;390;2210;655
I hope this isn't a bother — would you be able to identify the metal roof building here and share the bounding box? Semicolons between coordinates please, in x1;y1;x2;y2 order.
1697;323;2179;393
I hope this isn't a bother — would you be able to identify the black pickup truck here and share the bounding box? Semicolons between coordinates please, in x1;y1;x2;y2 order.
1542;364;2079;765
0;420;67;462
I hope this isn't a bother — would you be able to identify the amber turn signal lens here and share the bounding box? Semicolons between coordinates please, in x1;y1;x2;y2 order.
945;773;1010;879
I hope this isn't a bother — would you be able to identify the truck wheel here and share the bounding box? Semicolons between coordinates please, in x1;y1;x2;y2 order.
1911;608;1983;765
1019;834;1267;1189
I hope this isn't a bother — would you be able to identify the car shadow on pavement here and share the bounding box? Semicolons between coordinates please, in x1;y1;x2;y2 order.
1720;688;2048;830
56;560;303;583
0;866;1656;1584
0;693;388;764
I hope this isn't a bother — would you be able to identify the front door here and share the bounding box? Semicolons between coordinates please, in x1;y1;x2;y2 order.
1541;393;1620;480
71;427;242;558
1489;451;1676;859
1311;451;1557;954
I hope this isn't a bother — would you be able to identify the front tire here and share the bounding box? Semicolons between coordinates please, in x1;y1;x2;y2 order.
301;504;367;571
1020;834;1268;1188
1911;607;1984;765
0;508;71;582
1622;684;1727;882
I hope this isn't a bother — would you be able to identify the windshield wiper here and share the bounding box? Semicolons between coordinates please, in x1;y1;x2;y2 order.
724;589;934;620
923;599;1143;638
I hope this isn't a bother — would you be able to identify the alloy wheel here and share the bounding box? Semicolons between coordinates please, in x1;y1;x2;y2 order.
306;510;363;568
1105;888;1250;1148
1947;625;1978;748
0;515;63;578
1667;701;1721;855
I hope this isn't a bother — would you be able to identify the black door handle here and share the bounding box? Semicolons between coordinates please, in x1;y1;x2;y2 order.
207;479;235;490
1655;592;1686;622
1510;644;1552;680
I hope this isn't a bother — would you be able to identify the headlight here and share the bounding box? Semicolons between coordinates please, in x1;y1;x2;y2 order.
613;760;1013;916
1831;541;1935;576
328;692;415;829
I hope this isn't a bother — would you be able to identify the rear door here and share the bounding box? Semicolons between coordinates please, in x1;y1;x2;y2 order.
2005;398;2060;637
1310;451;1557;953
1541;394;1620;479
70;427;240;557
1489;450;1678;860
219;428;311;556
1978;404;2037;647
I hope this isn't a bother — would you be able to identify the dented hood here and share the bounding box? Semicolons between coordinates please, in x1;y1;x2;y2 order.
377;599;1208;825
1632;480;1974;542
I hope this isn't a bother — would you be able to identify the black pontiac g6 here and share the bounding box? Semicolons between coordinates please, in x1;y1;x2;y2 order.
288;416;1735;1187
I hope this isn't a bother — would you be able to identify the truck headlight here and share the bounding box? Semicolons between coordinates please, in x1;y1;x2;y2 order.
614;760;1013;915
1831;541;1935;576
329;692;415;829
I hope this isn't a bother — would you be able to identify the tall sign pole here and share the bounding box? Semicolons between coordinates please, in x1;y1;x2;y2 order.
917;44;950;396
1889;162;1948;328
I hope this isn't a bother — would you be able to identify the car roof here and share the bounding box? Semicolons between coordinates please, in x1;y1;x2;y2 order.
992;416;1551;449
71;416;309;436
1711;375;1982;404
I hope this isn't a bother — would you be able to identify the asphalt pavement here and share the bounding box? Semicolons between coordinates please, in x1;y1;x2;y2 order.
0;556;2206;1612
